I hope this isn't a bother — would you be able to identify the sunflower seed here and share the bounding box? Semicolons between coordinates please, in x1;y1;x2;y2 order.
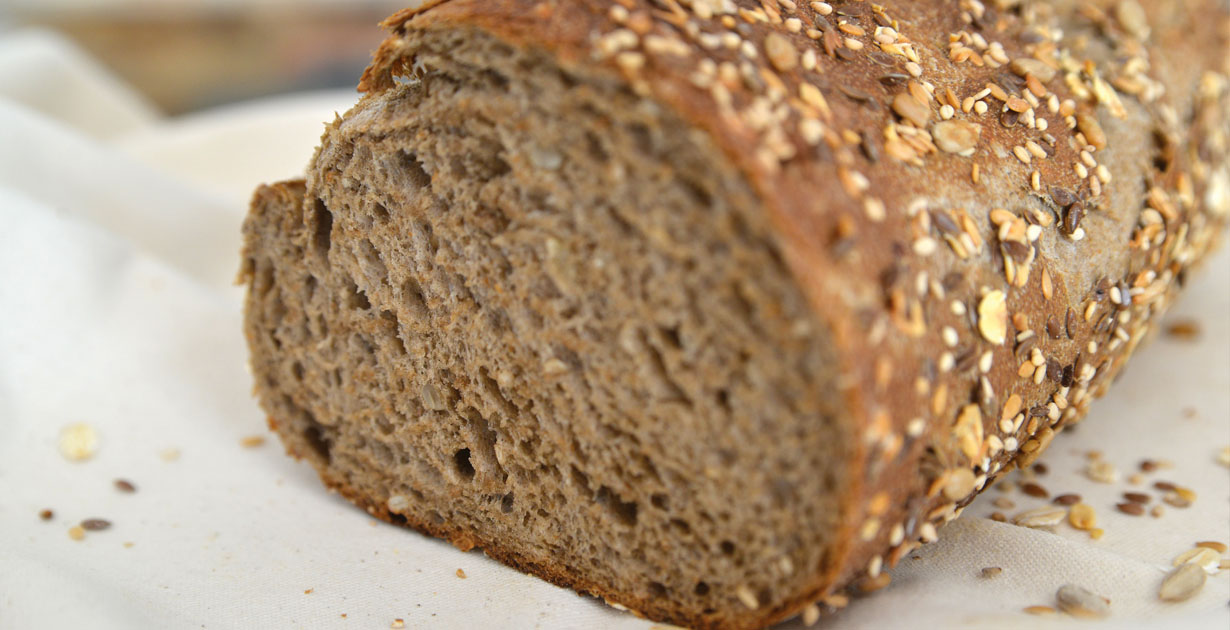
1159;564;1206;602
1056;584;1110;618
1173;547;1221;574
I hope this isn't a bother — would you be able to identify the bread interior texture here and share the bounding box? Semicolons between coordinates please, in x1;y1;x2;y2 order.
242;27;850;623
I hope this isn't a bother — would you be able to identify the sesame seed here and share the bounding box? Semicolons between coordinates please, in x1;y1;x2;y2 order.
735;585;760;610
802;603;821;626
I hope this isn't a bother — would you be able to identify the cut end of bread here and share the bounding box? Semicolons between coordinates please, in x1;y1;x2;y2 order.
242;28;852;629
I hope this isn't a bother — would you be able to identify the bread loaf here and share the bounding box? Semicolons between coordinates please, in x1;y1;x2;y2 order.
240;1;1230;627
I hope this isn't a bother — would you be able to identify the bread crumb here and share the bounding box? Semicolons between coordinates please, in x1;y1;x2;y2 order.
160;448;181;462
1024;605;1056;615
390;619;404;629
59;423;98;461
980;567;1003;578
68;525;85;541
39;509;54;521
240;435;266;448
1164;319;1201;340
304;588;314;594
456;568;467;579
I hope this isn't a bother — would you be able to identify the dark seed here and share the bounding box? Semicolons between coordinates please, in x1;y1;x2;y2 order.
1154;481;1178;491
860;129;879;163
1140;460;1158;472
114;479;136;493
839;85;872;102
1116;502;1144;516
1053;493;1082;505
1002;240;1031;263
1000;109;1020;128
880;73;909;87
81;518;111;531
1124;492;1150;504
1047;316;1063;339
835;47;856;62
1061;204;1084;236
1051;187;1078;207
933;210;960;235
867;50;896;66
39;509;54;521
1033;463;1048;475
1022;482;1049;498
1065;308;1077;339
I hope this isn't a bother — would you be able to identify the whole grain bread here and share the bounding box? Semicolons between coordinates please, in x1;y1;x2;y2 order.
240;1;1230;628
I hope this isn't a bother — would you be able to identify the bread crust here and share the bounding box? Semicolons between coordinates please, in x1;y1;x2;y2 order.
249;1;1230;627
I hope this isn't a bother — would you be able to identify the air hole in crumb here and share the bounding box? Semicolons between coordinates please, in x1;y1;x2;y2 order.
651;493;669;510
257;265;275;297
670;519;691;534
570;465;591;494
716;389;731;413
648;582;667;598
399;151;431;188
694;582;710;596
660;325;682;350
303;423;331;464
401;277;429;318
720;540;736;555
311;198;333;254
373;415;394;436
380;310;406;354
453;449;475;480
428;510;445;525
501;492;515;513
372;202;390;223
304;274;318;300
595;485;638;526
345;278;371;310
584;131;608;162
291;361;305;382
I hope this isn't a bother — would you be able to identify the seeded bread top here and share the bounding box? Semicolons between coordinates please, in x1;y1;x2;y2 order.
358;0;1229;600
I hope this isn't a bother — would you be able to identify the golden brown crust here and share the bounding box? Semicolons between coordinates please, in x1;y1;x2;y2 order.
266;1;1229;628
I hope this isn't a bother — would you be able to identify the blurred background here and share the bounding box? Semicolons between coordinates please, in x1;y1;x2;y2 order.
2;0;418;115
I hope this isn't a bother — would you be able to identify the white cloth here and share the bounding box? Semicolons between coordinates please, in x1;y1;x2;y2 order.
1;30;1226;630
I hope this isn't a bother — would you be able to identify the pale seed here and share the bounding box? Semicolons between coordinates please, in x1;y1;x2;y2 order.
1013;506;1066;529
978;291;1008;345
59;423;98;461
1056;584;1110;619
1173;547;1221;574
1159;564;1206;602
933;120;981;154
